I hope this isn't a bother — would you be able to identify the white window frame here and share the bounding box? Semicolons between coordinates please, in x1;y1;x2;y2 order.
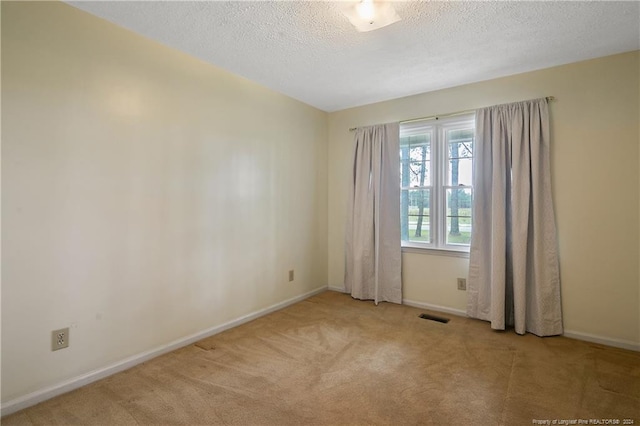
400;114;475;253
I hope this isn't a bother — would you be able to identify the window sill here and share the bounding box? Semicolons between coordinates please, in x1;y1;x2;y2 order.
401;245;470;259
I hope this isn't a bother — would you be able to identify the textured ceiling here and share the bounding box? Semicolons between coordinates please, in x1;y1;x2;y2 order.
68;1;639;112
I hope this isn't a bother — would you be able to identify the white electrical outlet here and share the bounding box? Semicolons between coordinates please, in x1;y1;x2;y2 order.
51;327;69;351
457;278;467;291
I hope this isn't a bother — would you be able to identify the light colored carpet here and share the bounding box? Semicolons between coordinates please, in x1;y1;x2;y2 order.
3;290;639;425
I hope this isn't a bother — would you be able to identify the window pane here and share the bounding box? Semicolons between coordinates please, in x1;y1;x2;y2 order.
401;160;431;187
446;188;472;245
400;136;431;187
446;129;474;186
447;158;472;186
447;129;474;153
401;188;430;243
400;133;431;147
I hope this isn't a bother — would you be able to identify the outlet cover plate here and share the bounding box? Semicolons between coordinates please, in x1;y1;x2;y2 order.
457;278;467;291
52;327;69;351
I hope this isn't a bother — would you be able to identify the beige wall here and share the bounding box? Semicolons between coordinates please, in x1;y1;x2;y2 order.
1;2;327;402
328;52;640;346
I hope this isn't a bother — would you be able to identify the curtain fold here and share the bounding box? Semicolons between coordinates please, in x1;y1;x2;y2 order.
345;123;402;305
467;98;563;336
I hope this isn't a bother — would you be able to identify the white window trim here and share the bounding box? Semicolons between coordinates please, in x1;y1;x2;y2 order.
401;245;470;258
400;114;475;254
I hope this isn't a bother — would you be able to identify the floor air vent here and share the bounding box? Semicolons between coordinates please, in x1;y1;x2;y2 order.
419;313;450;323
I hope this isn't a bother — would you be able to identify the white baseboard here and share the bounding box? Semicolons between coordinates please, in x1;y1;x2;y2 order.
403;298;640;351
1;286;328;417
402;299;640;351
6;285;635;416
329;288;467;318
404;299;640;352
402;298;467;317
563;330;639;352
325;289;640;353
404;298;640;352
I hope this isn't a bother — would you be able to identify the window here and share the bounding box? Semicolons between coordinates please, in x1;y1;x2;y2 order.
400;115;475;251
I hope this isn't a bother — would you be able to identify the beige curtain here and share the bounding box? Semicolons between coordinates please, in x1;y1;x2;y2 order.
345;123;402;305
467;98;563;336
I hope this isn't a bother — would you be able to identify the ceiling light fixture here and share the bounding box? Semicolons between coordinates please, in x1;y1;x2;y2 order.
341;0;401;32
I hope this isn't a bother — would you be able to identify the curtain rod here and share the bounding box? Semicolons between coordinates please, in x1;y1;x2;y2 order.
348;96;555;131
